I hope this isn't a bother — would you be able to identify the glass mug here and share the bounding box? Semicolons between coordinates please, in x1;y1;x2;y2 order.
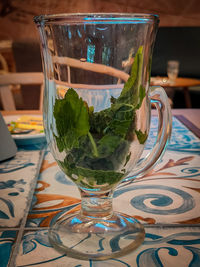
34;13;172;260
167;60;179;83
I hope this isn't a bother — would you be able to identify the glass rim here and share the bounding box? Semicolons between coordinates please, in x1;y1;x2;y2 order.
34;13;159;25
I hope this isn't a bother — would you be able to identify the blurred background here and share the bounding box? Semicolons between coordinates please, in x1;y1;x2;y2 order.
0;0;200;110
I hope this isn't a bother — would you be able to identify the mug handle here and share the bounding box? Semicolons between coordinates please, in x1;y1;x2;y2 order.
124;86;172;182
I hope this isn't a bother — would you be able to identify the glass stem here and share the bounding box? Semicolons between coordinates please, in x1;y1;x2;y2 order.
79;189;114;219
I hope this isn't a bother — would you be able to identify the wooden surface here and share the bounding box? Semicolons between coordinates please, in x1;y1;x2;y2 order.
0;72;43;85
1;110;42;116
0;0;200;42
0;72;44;111
151;77;200;108
151;77;200;88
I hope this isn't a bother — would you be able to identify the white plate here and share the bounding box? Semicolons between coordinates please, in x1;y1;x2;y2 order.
3;115;46;146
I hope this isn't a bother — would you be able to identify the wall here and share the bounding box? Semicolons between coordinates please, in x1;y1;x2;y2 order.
0;0;200;41
0;0;200;109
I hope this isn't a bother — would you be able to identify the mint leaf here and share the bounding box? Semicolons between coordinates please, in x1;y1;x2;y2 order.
135;129;148;144
136;85;146;109
124;152;131;167
97;135;122;157
53;88;90;151
59;158;124;186
104;104;135;138
116;46;144;109
53;46;147;188
89;107;113;135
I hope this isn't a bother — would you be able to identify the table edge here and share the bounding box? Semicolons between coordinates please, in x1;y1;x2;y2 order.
175;115;200;138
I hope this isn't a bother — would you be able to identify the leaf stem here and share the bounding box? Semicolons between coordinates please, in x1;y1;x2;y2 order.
88;132;99;157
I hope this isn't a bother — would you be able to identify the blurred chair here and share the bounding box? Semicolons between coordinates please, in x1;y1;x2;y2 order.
0;53;9;74
0;52;23;109
0;72;44;111
0;40;14;73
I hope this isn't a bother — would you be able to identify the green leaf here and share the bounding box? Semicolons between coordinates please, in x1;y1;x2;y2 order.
89;107;113;135
88;132;98;157
76;167;124;186
53;88;90;151
104;104;135;138
116;46;144;108
135;129;148;144
124;152;131;167
59;157;124;186
53;46;147;188
136;85;146;109
97;135;122;157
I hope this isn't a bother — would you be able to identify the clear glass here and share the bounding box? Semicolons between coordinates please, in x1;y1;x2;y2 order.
34;13;171;260
167;60;179;84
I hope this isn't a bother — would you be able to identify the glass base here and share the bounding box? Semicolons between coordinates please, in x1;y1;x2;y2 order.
49;211;145;261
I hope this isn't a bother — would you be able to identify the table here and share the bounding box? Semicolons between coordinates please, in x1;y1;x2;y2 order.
152;109;200;135
151;77;200;108
1;109;200;267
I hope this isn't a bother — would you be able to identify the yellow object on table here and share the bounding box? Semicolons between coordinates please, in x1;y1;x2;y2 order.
15;116;43;131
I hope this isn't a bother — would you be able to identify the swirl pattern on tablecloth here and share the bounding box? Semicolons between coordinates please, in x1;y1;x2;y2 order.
145;117;200;154
181;167;200;175
114;185;195;215
17;229;200;267
137;232;200;267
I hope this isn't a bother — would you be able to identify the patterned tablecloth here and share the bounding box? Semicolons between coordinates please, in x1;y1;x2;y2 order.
0;116;200;267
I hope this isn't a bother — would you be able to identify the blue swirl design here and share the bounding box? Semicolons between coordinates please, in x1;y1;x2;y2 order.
18;229;200;266
184;246;200;267
137;247;178;267
0;179;27;219
145;232;200;245
55;171;75;185
0;162;34;174
145;117;200;154
16;255;67;267
136;232;200;267
96;234;105;252
0;231;16;267
0;198;14;219
114;185;194;215
0;179;26;191
20;230;131;267
17;255;130;267
23;230;52;255
181;167;200;175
